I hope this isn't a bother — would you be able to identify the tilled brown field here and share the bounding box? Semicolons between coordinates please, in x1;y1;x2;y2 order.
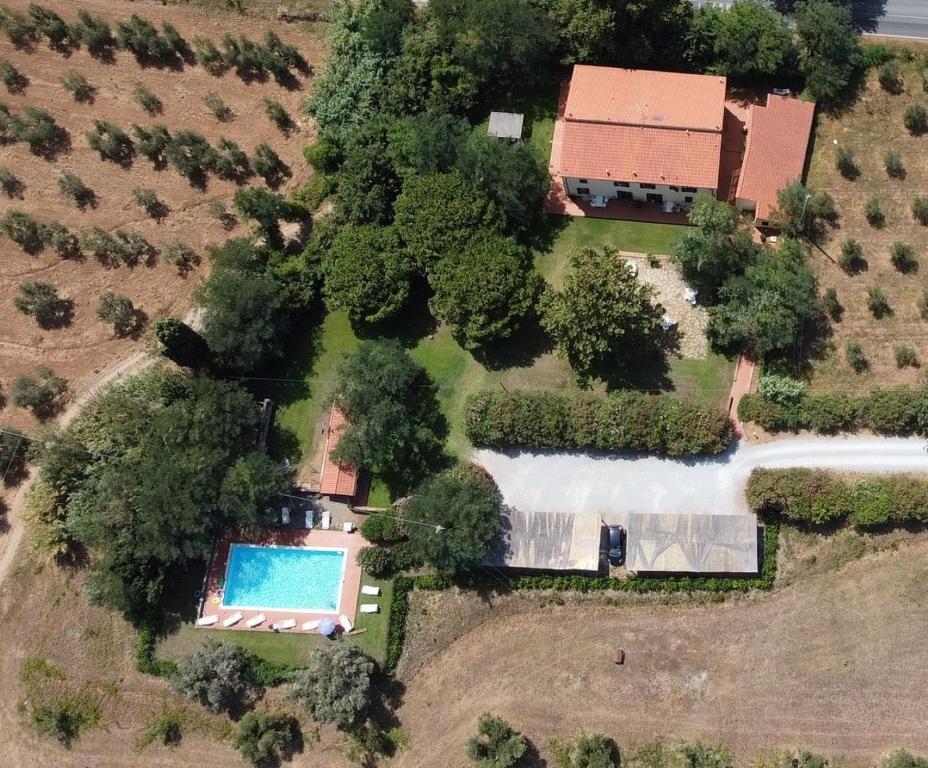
0;0;323;432
393;540;928;768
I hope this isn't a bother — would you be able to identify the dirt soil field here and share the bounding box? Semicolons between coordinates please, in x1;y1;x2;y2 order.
807;40;928;392
0;0;324;433
393;537;928;768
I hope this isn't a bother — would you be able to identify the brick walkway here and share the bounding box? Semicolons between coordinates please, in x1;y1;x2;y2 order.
728;354;756;437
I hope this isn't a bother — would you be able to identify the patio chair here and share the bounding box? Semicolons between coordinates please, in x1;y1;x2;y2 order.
196;615;219;626
340;614;354;633
223;611;244;628
277;618;297;630
302;619;321;631
246;613;266;628
360;604;379;614
321;510;332;530
361;585;380;596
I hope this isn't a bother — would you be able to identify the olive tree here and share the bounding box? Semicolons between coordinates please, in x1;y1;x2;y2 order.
289;643;373;729
466;713;527;768
172;641;253;713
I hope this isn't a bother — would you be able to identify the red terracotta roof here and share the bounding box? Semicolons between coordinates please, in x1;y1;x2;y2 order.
319;405;358;498
565;65;727;132
736;94;817;222
558;120;723;190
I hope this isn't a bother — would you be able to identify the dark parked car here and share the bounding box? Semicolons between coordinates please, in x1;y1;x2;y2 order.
607;525;625;566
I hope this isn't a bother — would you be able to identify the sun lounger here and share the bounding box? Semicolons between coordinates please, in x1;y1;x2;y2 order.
360;604;379;614
361;585;380;596
281;506;291;525
197;615;219;626
342;521;354;533
302;619;321;631
340;614;354;632
321;510;332;530
223;611;244;628
306;509;314;529
246;613;266;628
277;618;297;630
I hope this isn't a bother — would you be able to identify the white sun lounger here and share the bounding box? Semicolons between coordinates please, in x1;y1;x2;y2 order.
321;510;332;530
342;521;354;533
360;604;379;614
302;619;321;631
197;615;219;626
246;613;266;628
277;618;297;630
223;611;244;628
340;614;354;632
361;585;380;596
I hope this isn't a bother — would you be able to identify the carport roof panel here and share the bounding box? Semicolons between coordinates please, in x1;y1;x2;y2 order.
485;508;602;572
625;512;758;574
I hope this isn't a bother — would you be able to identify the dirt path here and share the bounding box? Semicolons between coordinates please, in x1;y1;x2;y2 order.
393;542;928;767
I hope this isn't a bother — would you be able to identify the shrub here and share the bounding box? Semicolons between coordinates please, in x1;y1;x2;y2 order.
912;196;928;225
895;344;919;368
867;285;892;317
884;150;905;178
466;713;527;768
61;70;93;103
0;425;27;485
86;120;135;166
878;61;902;92
0;57;27;94
208;200;236;229
880;751;928;768
154;317;208;368
465;391;732;456
890;242;917;273
757;374;805;405
904;103;928;134
193;36;227;74
79;226;120;265
822;288;842;321
43;222;80;260
115;15;175;63
28;5;75;51
160;241;200;275
16;106;66;156
133;187;167;219
838;238;864;273
135;708;184;750
213;137;251;181
356;546;395;577
172;641;253;713
220;34;267;79
0;165;22;198
74;10;114;59
289;643;373;729
864;195;885;227
1;210;46;253
846;340;868;372
97;291;140;336
232;711;301;766
165;130;216;185
919;291;928;320
133;83;162;115
160;22;187;59
746;468;852;524
552;733;619;768
923;69;928;93
57;170;95;209
303;138;340;174
360;514;405;543
0;8;38;48
263;98;291;132
11;366;66;417
834;145;857;178
250;142;288;186
113;229;152;267
132;123;171;167
204;91;233;121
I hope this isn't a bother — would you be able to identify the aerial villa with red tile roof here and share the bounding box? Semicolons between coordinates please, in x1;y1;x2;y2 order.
549;64;815;229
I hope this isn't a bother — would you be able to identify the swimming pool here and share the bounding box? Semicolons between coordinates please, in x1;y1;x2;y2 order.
222;544;346;613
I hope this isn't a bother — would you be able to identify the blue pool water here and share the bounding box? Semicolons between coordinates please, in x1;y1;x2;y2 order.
222;545;346;612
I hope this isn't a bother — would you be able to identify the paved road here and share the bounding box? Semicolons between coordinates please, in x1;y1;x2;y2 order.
475;436;928;523
690;1;928;39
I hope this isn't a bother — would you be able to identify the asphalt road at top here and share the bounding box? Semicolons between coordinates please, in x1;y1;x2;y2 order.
690;0;928;39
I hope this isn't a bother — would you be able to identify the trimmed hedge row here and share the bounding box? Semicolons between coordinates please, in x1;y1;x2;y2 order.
739;388;928;435
747;468;928;528
465;391;733;456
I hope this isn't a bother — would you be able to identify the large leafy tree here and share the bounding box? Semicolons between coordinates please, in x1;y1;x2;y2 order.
794;0;862;103
333;340;446;491
671;195;758;299
540;247;663;380
173;640;254;713
290;643;374;729
405;464;501;574
713;0;796;78
218;453;291;537
387;110;468;176
428;231;541;349
393;171;502;270
334;123;402;225
774;180;836;239
708;239;819;359
323;224;414;324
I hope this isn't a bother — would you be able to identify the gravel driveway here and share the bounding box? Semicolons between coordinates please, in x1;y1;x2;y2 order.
475;436;928;524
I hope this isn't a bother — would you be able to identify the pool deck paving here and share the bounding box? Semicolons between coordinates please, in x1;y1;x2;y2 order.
199;527;366;635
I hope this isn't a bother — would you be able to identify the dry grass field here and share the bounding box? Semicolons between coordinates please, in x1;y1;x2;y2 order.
0;0;323;433
807;41;928;392
393;534;928;768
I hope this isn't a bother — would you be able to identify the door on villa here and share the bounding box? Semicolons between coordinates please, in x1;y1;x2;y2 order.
646;193;663;204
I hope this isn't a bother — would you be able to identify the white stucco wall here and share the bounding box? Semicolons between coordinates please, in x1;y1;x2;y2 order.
563;177;716;204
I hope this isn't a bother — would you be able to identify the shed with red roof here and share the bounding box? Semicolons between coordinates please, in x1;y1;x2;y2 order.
319;404;359;499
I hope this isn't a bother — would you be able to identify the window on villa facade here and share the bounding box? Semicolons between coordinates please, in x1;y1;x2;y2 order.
639;183;656;189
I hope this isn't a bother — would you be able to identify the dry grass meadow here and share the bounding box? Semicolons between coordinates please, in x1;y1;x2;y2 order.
807;41;928;392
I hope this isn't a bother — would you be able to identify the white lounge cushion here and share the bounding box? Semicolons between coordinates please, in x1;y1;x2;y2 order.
223;611;244;628
340;614;354;632
197;615;219;626
302;619;321;631
277;618;297;630
361;585;380;596
360;604;379;614
342;521;354;533
321;511;332;530
246;613;266;628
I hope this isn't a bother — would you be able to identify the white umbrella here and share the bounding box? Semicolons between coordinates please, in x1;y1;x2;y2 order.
318;617;337;637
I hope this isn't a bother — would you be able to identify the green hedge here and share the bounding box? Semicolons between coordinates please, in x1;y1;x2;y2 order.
384;576;413;674
134;628;178;678
465;391;732;456
739;388;928;435
747;468;928;528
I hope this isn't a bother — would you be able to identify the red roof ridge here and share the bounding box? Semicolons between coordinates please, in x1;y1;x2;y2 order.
318;403;359;498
